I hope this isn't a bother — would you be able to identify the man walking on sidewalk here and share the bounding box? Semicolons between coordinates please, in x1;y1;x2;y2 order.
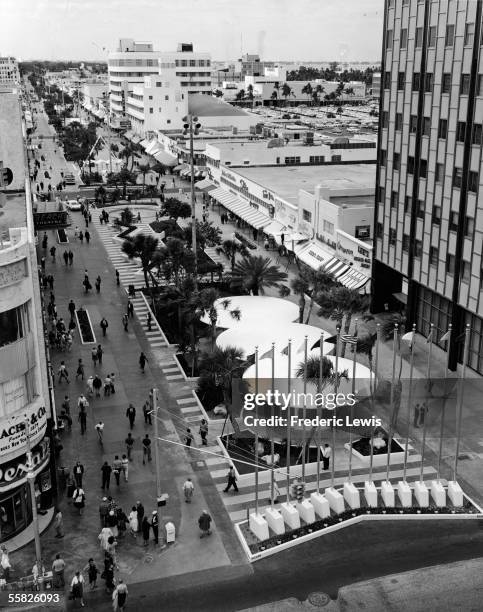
68;300;76;319
122;313;129;332
143;402;152;425
73;461;84;488
113;456;122;487
58;361;70;384
139;352;148;373
183;478;194;503
198;511;212;538
321;443;331;470
100;317;108;337
127;300;134;318
101;462;111;491
126;404;136;429
125;433;134;460
142;435;152;464
223;466;238;493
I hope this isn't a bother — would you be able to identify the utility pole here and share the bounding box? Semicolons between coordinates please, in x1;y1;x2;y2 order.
25;418;42;571
183;115;200;290
152;388;162;504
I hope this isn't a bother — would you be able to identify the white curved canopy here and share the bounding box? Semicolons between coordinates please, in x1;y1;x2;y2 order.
200;296;299;330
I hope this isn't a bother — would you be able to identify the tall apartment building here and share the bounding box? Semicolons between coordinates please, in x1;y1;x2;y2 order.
236;54;275;77
107;39;161;118
372;0;483;372
160;43;212;94
0;57;20;88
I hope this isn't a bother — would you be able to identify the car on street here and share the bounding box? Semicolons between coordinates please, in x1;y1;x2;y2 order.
63;172;76;185
65;200;81;211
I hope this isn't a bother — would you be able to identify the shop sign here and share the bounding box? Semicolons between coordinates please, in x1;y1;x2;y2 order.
0;438;49;489
0;405;47;456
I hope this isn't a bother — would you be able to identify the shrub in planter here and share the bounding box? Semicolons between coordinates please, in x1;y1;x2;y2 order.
76;308;95;343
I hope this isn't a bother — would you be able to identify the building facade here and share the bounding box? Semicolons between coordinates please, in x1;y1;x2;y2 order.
0;57;20;88
372;0;483;371
160;43;212;95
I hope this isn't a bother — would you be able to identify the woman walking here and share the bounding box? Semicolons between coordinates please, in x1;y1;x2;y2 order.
112;579;128;612
141;516;150;546
128;506;138;537
83;558;99;590
72;486;85;516
70;571;85;607
103;553;115;594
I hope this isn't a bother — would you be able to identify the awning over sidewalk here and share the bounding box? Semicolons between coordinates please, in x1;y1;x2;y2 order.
123;130;134;141
323;256;351;279
195;178;216;191
145;140;162;156
337;267;370;290
131;135;142;144
210;187;272;230
153;150;177;166
294;241;332;269
173;164;186;172
263;220;286;236
139;139;150;149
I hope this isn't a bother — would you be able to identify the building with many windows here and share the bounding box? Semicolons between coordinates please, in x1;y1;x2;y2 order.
0;57;20;88
159;43;212;95
372;0;483;372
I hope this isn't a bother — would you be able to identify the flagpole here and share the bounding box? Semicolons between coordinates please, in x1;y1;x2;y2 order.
331;326;341;488
316;332;324;494
286;339;292;503
453;324;470;481
254;346;259;514
419;323;433;482
368;323;380;483
385;324;398;482
348;319;358;483
270;342;275;508
437;324;452;481
301;335;308;481
403;323;417;482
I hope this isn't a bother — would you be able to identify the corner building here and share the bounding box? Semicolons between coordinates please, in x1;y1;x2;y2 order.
373;0;483;371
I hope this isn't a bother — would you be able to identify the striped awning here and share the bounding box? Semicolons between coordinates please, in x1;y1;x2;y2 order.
337;267;370;290
180;167;191;177
210;187;271;230
195;178;216;191
145;140;162;156
140;139;150;149
323;256;351;278
131;135;142;144
123;130;134;140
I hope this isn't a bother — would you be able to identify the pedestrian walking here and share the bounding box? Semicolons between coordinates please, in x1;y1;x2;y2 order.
62;395;71;415
321;443;331;470
139;352;148;373
142;434;152;464
78;408;87;435
78;393;89;412
185;428;194;447
223;466;238;493
183;478;194;503
79;230;84;244
104;375;112;397
93;375;102;397
413;403;421;428
418;401;428;427
86;376;94;396
83;276;92;294
76;359;85;381
136;501;144;532
97;344;103;365
40;256;46;271
54;507;64;538
47;274;54;290
72;486;86;516
68;299;76;319
151;510;159;544
101;461;112;490
83;559;99;590
99;497;109;526
50;245;56;261
122;313;128;332
141;516;150;546
126;404;136;429
106;513;118;539
115;270;120;286
112;456;122;486
199;419;208;446
98;526;114;551
121;455;129;482
146;311;152;331
52;554;65;588
73;461;85;487
58;361;70;384
70;571;85;606
125;433;134;460
103;554;115;593
100;317;108;336
143;401;152;425
127;300;134;318
95;421;105;443
91;346;98;367
198;510;212;538
128;507;138;536
68;250;74;265
95;275;101;293
63;251;69;265
112;580;128;612
85;230;90;244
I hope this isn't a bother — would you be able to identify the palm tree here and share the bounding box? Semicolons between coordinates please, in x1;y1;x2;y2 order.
316;287;370;357
137;163;151;195
193;290;241;351
271;90;278;106
121;234;161;297
232;255;288;296
95;185;106;205
246;84;255;109
296;354;346;392
316;84;325;104
222;239;249;271
304;268;335;324
235;89;246;102
198;346;246;408
120;143;135;170
145;184;157;203
355;333;377;394
281;83;293;107
301;83;313;104
290;276;309;323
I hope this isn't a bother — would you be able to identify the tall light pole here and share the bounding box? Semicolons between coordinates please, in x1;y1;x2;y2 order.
25;419;42;571
151;388;162;504
182;115;201;290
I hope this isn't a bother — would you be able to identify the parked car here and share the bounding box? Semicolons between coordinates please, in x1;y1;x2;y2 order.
65;200;81;211
63;173;76;185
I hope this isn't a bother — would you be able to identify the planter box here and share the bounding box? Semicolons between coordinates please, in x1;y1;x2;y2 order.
310;492;330;519
397;481;412;507
448;481;464;507
364;481;378;507
75;309;96;344
265;507;285;535
414;481;429;507
345;437;406;467
431;480;446;508
280;502;300;530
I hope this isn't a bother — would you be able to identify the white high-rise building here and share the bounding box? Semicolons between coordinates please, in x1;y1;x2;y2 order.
160;43;212;95
0;57;20;87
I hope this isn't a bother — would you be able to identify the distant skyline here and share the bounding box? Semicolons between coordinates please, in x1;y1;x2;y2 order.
0;0;383;63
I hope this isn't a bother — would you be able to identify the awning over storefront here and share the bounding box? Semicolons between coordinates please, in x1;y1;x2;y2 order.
337;267;370;290
131;135;142;144
295;244;370;290
263;220;287;236
210;187;272;230
140;139;150;149
173;164;186;172
145;140;163;156
123;130;134;141
294;241;332;269
180;167;191;177
195;178;216;191
322;256;351;279
153;150;177;166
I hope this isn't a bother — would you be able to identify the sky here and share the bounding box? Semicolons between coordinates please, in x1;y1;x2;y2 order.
0;0;383;63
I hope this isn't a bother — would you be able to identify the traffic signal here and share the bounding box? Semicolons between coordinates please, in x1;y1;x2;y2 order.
1;166;13;186
291;480;305;502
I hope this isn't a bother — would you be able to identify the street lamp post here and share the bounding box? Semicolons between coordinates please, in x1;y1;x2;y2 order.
25;419;42;572
183;115;201;290
151;388;162;504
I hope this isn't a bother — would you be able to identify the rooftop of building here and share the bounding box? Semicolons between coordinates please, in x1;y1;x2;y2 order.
0;193;27;241
331;195;375;208
0;91;26;192
235;164;376;205
188;94;249;117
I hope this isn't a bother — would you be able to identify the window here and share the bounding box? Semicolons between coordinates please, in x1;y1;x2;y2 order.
355;226;371;239
442;73;451;93
398;72;405;90
378;186;385;202
323;220;334;234
148;95;153;100
156;81;161;87
412;72;421;90
456;121;466;142
430;246;439;266
469;171;479;192
389;228;397;245
404;195;412;213
461;261;471;282
331;155;342;162
449;211;459;231
423;117;431;136
408;156;415;174
0;304;28;348
432;205;441;224
416;27;423;48
189;59;196;67
376;222;383;238
445;24;455;46
465;23;475;46
446;254;455;274
165;95;169;100
460;74;471;95
302;209;312;222
465;216;475;236
149;108;153;114
382;111;389;128
391;191;398;208
309;155;325;163
402;234;410;251
384;71;391;89
394;152;400;171
429;26;437;47
395;113;403;131
420;159;428;178
414;240;422;257
380;150;387;166
416;199;425;218
424;73;434;92
387;30;393;50
453;167;463;188
478;75;483;96
438;119;448;139
472;124;482;145
401;29;408;48
435;163;444;182
284;156;301;165
409;115;417;133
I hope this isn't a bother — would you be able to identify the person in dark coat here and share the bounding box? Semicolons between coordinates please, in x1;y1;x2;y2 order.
141;516;150;546
103;553;115;593
126;404;136;429
151;511;159;544
101;462;112;490
136;501;144;532
198;510;212;538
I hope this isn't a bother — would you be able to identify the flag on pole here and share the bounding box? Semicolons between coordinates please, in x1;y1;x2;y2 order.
439;330;450;343
341;334;357;345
